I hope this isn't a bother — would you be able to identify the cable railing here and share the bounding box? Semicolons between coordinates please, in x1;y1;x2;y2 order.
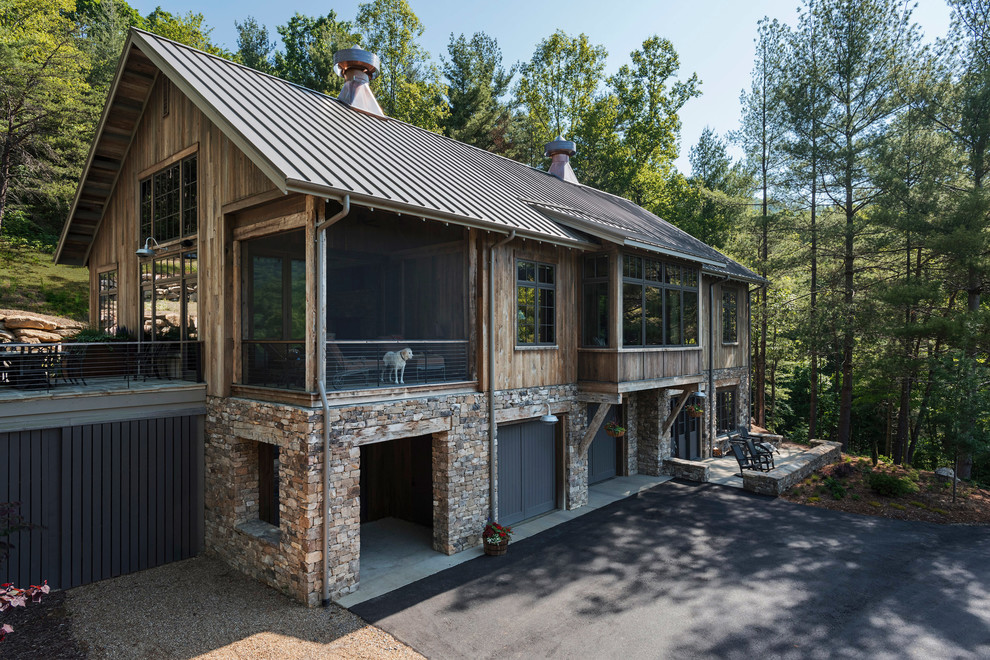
0;341;203;393
327;340;470;391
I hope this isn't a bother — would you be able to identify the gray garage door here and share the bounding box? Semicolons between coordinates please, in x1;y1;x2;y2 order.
498;420;557;526
588;404;618;485
1;416;204;590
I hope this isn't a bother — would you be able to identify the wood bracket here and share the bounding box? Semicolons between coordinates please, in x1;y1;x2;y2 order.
660;384;699;437
579;403;612;456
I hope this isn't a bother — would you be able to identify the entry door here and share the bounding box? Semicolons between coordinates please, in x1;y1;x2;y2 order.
588;404;618;485
670;401;700;460
498;420;557;525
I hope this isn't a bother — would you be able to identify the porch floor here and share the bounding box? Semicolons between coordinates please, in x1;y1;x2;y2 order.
337;474;673;608
701;443;808;488
0;375;202;402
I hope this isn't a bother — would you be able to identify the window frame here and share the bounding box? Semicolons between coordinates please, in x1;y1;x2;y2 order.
139;152;198;247
716;388;737;435
97;267;118;334
621;254;699;348
722;288;739;344
139;249;198;343
515;258;557;347
581;254;610;348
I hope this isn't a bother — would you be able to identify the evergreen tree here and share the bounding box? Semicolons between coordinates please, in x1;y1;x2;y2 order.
442;32;513;152
235;16;274;74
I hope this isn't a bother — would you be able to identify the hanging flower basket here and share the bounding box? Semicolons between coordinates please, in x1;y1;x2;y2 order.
687;404;704;418
604;421;626;438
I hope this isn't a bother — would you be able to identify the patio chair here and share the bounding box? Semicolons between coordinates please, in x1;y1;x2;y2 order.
327;342;377;389
730;443;764;475
744;437;775;470
55;343;88;386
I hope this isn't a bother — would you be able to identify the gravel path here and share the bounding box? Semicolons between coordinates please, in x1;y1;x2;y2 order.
68;556;423;659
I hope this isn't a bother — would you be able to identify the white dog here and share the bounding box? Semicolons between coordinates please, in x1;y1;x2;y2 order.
382;347;414;384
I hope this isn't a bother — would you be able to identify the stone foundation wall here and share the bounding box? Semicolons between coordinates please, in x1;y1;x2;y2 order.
663;457;710;482
708;366;751;456
636;389;673;476
622;397;638;476
742;440;842;496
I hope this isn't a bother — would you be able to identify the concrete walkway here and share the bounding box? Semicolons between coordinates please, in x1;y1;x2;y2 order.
702;443;808;487
337;474;671;607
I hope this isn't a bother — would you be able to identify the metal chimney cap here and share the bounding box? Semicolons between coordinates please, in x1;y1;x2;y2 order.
333;47;381;80
545;135;576;157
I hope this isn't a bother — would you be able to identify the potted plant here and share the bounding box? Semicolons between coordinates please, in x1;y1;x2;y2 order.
482;521;513;556
686;403;704;418
604;421;626;437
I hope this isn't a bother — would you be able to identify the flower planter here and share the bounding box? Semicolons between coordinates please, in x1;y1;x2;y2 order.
687;408;704;418
605;429;625;438
483;539;508;556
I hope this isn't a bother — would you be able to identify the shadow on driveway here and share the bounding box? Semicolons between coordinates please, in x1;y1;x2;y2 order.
351;480;990;659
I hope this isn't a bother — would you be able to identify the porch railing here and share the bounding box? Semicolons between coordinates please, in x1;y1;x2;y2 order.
327;340;470;391
0;341;203;393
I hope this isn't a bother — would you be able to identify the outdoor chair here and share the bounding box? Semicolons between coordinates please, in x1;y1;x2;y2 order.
55;343;88;386
730;443;764;475
744;437;775;470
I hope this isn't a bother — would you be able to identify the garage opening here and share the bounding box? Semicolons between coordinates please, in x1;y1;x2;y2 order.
359;434;436;582
588;404;622;485
497;420;559;526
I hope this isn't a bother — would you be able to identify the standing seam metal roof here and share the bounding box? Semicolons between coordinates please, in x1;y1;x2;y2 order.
63;29;763;282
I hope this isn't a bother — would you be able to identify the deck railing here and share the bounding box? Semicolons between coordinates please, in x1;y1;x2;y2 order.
0;341;203;393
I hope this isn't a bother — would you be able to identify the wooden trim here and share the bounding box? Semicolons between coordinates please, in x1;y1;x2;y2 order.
221;189;285;215
344;417;452;446
230;384;318;407
136;143;199;180
578;403;611;456
232;211;308;241
661;384;699;437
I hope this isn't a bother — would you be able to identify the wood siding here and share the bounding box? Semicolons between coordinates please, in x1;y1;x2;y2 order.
709;276;750;371
87;76;277;397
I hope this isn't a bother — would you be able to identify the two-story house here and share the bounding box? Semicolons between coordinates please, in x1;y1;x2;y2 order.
4;30;763;605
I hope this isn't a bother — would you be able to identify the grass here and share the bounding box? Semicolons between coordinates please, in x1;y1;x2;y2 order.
0;239;88;321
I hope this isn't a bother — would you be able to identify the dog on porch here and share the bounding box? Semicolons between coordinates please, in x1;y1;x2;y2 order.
382;347;414;384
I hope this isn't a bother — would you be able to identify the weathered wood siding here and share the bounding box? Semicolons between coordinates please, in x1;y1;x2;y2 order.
709;276;750;370
87;75;277;397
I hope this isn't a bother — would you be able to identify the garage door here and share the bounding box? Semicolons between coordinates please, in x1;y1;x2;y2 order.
588;404;618;485
1;415;204;590
498;420;557;525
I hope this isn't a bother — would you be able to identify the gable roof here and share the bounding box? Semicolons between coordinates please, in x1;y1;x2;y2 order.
57;29;763;283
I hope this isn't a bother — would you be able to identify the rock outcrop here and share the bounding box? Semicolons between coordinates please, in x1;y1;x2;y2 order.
0;310;85;344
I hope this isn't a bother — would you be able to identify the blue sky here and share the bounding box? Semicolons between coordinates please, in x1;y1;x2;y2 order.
130;0;954;173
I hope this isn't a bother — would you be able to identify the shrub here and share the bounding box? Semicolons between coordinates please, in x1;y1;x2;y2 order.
808;496;821;503
909;501;927;509
824;476;846;500
851;494;861;501
869;501;882;508
829;462;857;479
890;503;906;510
931;508;949;515
868;471;919;497
70;327;135;342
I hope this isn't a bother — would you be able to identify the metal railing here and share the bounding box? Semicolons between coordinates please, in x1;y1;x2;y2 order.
0;341;203;393
327;340;470;391
241;341;306;390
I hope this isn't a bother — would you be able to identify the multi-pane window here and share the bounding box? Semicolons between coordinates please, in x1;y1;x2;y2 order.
140;154;197;245
722;288;738;343
98;269;118;333
140;250;198;342
582;254;609;347
516;260;555;345
621;255;698;347
716;389;737;434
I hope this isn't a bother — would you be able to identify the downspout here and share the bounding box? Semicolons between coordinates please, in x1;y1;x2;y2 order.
488;230;516;521
748;285;757;433
316;195;350;608
709;274;731;454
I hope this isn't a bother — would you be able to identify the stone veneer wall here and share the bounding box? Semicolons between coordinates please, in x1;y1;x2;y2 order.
205;384;585;606
708;366;751;456
636;389;673;475
622;397;639;476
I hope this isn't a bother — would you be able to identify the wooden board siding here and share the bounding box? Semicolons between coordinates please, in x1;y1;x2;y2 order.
491;239;578;390
709;276;749;371
578;349;703;384
87;75;277;397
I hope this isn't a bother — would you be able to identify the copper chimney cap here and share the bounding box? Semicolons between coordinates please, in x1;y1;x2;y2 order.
545;135;578;183
333;47;385;117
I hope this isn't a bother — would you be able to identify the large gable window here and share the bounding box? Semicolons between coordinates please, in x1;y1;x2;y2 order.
517;260;555;346
140;154;197;244
622;255;698;347
582;254;609;347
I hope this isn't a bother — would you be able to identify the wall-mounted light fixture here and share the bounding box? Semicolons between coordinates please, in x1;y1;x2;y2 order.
136;237;161;258
540;403;558;425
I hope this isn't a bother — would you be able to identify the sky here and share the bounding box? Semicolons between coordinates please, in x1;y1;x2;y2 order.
130;0;955;173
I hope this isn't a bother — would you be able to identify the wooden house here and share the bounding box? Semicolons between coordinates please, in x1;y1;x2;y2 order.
10;30;764;604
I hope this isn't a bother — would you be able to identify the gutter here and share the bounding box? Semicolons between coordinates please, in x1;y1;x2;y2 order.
317;195;350;607
488;229;516;521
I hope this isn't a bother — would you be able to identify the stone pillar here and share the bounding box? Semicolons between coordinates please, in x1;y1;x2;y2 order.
623;396;638;476
636;389;673;475
565;404;589;509
325;441;360;600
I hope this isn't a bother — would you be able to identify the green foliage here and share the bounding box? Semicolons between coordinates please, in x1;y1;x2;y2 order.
823;476;846;499
143;7;229;56
0;239;89;320
235;16;274;74
442;32;513;152
868;471;920;497
273;11;355;94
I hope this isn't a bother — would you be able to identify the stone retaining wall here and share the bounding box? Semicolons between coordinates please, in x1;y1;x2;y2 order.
663;457;710;482
742;440;842;496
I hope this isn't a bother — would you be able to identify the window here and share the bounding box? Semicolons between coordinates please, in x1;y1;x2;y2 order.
621;255;698;347
258;442;280;526
98;269;118;334
140;154;197;245
140;250;198;342
722;288;738;343
517;260;555;345
717;389;737;434
582;254;609;347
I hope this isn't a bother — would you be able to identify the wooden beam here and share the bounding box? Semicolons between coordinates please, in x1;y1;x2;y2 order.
221;188;285;215
661;384;699;437
578;403;612;456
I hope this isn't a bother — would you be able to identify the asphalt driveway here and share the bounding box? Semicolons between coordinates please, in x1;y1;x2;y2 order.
351;480;990;659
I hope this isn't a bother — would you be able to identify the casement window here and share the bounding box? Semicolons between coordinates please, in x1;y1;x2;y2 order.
98;269;118;334
140;251;198;342
582;254;609;347
140;154;197;245
516;260;555;346
621;255;699;347
717;389;737;434
722;288;738;343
